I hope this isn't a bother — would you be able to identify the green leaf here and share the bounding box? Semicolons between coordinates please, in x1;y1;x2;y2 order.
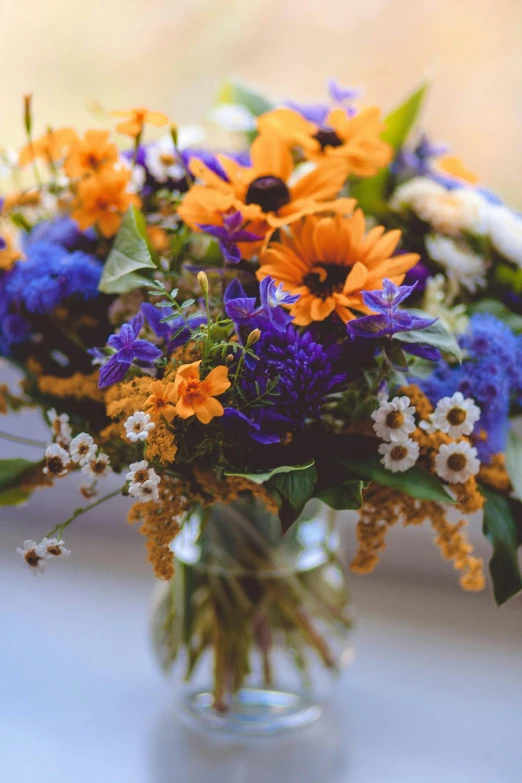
225;461;315;486
350;83;428;214
98;206;157;294
470;300;522;334
341;458;456;504
316;480;365;511
0;458;41;491
0;487;31;506
268;464;318;532
506;426;522;501
217;80;274;117
398;309;462;362
482;488;522;605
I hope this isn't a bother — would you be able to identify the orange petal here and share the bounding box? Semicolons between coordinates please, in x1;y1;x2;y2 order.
175;398;195;419
343;261;368;294
204;365;231;396
193;396;224;424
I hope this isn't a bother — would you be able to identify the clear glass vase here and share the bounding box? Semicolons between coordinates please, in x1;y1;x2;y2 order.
151;496;353;736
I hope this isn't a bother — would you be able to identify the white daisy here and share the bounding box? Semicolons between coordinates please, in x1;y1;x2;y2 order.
82;452;111;480
425;234;487;293
47;408;72;446
378;438;420;473
69;433;97;465
144;126;205;184
430;392;481;439
43;443;70;477
125;459;160;489
435;441;480;484
129;478;160;502
124;411;155;442
371;396;416;442
16;540;46;575
391;177;487;236
37;537;71;559
487;205;522;267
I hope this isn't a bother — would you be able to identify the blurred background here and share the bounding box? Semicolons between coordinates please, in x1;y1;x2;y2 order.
1;2;522;781
1;0;522;206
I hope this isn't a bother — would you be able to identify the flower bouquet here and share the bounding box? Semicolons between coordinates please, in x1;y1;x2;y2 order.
2;81;522;733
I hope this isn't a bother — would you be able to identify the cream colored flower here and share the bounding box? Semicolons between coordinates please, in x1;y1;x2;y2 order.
124;411;155;442
430;392;481;439
425;234;487;293
371;396;416;442
43;443;70;477
16;540;46;575
487;204;522;267
82;452;111;480
38;537;71;559
378;438;419;473
435;441;480;484
69;433;97;465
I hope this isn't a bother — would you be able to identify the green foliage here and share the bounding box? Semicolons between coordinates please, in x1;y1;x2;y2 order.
505;426;522;502
399;309;462;362
315;479;365;511
267;463;318;532
225;461;315;486
470;299;522;334
482;488;522;605
350;83;428;215
341;457;456;504
217;81;274;117
98;206;157;294
0;487;31;506
0;458;41;491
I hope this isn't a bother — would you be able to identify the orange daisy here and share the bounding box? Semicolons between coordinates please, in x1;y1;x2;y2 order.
64;130;119;179
257;211;419;326
144;380;178;423
19;127;78;167
258;106;392;178
71;169;141;238
173;361;230;424
177;133;355;253
110;107;169;138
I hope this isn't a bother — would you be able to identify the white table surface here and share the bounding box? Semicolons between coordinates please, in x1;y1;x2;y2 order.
1;376;522;782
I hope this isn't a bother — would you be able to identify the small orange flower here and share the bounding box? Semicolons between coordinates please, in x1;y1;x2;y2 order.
0;231;23;271
110;107;169;138
144;380;178;423
173;361;230;424
64;130;119;179
71;169;141;237
19;127;78;166
257;211;419;325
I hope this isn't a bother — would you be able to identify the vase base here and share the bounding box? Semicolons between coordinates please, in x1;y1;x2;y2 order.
180;687;322;736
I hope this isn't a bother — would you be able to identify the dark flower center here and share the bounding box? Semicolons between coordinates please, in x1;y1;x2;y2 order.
447;453;467;472
47;456;65;475
25;550;41;567
390;445;408;461
314;129;344;150
385;411;405;429
447;407;466;425
303;264;347;299
47;545;62;556
245;176;291;214
134;470;149;483
91;460;107;474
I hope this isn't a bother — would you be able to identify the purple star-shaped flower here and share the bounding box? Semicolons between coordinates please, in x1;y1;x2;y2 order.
224;276;298;333
197;211;262;265
347;279;436;338
98;312;162;388
141;303;206;353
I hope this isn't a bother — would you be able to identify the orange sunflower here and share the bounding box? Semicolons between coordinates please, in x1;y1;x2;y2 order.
177;133;355;254
173;361;230;424
257;211;419;325
71;169;141;238
64;130;119;179
110;107;169;138
258;106;392;178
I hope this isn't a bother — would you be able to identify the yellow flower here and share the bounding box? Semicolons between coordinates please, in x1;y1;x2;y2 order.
144;380;178;423
257;211;419;325
173;361;230;424
110;107;169;138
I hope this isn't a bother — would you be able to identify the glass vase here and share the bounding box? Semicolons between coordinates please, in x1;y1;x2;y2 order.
151;496;353;736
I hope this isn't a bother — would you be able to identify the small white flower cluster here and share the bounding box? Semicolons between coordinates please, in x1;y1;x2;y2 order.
125;460;160;502
124;411;155;442
372;396;420;473
421;392;481;483
144;126;205;184
487;204;522;268
44;410;111;495
17;537;70;576
425;235;486;293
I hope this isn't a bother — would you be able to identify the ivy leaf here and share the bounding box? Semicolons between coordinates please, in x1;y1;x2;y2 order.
350;83;428;215
315;480;365;511
399;310;462;362
505;427;522;502
217;80;274;117
225;461;315;486
267;463;318;533
482;488;522;605
0;458;41;491
341;458;456;504
98;206;157;294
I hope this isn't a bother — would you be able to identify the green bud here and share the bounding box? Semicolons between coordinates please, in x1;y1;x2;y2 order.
246;328;261;347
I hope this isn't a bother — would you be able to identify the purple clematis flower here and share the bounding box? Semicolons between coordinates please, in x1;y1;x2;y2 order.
224;276;297;333
141;302;206;353
197;211;262;265
98;312;162;388
286;78;361;126
347;279;436;339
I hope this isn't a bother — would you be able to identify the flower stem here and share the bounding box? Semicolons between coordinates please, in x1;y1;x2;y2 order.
45;485;125;539
0;430;47;448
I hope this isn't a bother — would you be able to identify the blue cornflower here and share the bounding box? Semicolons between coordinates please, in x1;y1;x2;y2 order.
141;302;206;352
98;313;162;388
197;211;262;265
224;276;297;333
347;279;436;338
